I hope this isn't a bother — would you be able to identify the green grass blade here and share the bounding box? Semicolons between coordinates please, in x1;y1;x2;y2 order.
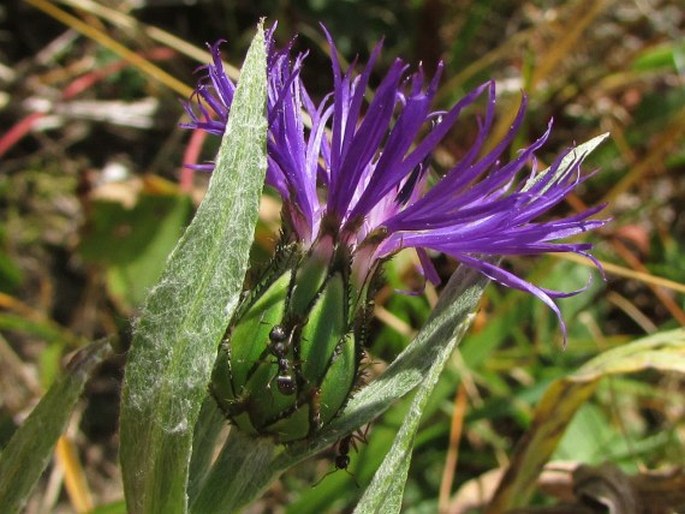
118;23;267;514
0;339;111;514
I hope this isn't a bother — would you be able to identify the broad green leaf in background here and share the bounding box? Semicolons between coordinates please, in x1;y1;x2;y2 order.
0;339;111;514
80;192;193;309
118;22;267;514
487;328;685;512
632;40;685;72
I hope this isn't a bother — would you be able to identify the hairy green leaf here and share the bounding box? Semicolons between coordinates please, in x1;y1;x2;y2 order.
119;23;267;514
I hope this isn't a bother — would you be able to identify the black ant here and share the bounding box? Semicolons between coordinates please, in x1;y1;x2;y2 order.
334;434;354;473
268;324;296;395
336;426;369;471
314;425;370;487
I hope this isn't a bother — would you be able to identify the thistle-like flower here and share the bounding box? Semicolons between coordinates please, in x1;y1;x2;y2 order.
184;27;607;442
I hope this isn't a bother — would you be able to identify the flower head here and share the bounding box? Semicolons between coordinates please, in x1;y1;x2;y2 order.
184;26;607;342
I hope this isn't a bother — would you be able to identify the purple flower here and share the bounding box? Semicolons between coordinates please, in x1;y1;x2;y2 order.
183;27;607;341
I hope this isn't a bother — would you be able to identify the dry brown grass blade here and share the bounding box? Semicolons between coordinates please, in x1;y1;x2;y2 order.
483;0;613;152
23;0;193;97
485;329;685;513
435;29;533;104
54;0;240;79
603;104;685;204
374;304;416;338
565;186;685;325
530;0;612;89
609;238;685;325
438;384;468;514
0;292;47;321
55;436;94;513
557;252;685;295
0;293;86;349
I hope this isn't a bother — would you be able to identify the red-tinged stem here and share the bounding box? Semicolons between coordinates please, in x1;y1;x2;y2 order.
180;129;207;192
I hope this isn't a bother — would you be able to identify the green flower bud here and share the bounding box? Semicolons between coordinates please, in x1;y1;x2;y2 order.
210;241;365;443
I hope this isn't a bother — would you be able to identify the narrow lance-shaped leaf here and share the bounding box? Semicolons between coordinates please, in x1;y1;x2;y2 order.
187;397;228;501
119;23;267;514
190;429;280;513
353;301;476;514
524;132;609;193
0;339;111;514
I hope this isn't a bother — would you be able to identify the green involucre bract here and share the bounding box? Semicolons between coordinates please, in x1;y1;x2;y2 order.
210;238;367;442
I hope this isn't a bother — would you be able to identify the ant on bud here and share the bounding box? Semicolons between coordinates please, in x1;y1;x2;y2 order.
314;425;370;487
268;324;296;395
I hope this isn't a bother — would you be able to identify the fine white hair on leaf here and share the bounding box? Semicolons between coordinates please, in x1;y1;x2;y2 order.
224;295;240;317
